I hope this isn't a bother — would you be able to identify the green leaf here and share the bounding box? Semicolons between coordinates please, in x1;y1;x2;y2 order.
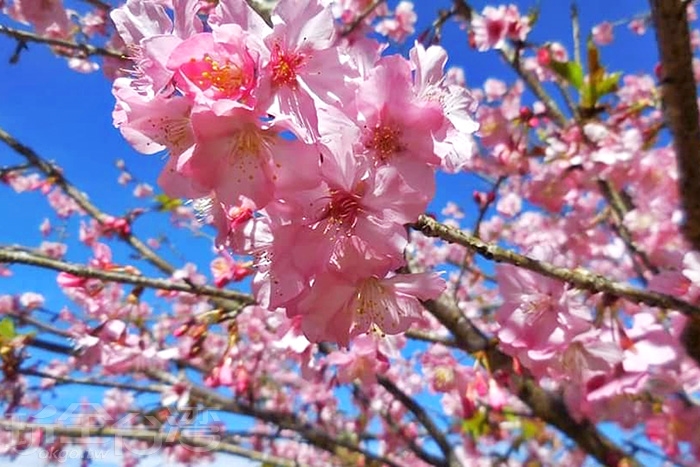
154;194;182;212
526;3;540;28
587;40;604;85
596;71;621;98
0;318;15;340
462;408;489;438
521;419;541;440
550;61;584;90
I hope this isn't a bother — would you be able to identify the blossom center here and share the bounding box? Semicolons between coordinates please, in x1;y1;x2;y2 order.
230;126;274;159
355;277;386;318
157;116;191;152
366;124;404;162
324;188;362;232
270;45;305;88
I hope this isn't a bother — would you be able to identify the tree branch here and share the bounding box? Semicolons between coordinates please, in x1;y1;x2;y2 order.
377;375;458;466
0;419;303;467
0;247;254;307
414;214;700;317
649;0;700;252
147;368;404;467
0;126;252;319
422;297;632;467
0;25;126;60
648;0;700;366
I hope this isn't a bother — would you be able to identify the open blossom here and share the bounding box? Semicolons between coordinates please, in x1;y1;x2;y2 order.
375;1;417;43
288;267;445;345
108;0;478;349
166;24;262;109
324;334;389;384
470;5;531;51
409;42;479;172
592;21;614;46
6;0;71;35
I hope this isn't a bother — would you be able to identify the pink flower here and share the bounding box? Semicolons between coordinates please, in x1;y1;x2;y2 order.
19;292;44;310
409;42;479;172
375;1;417;43
256;0;357;140
470;5;530;52
592;21;614;46
495;250;592;358
325;334;389;384
354;55;443;194
6;0;72;35
289;268;445;345
629;18;647;35
112;79;194;156
167;25;261;108
210;252;252;287
166;107;318;208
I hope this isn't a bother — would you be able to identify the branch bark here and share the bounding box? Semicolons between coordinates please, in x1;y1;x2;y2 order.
0;247;254;307
649;0;700;252
0;25;126;60
0;419;303;467
414;214;700;317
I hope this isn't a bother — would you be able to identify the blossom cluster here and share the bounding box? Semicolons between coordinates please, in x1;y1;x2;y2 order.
110;0;478;345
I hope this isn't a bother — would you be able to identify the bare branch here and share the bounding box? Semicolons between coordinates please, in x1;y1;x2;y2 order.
649;0;700;251
0;126;252;320
148;368;405;467
414;214;700;317
0;247;254;307
342;0;386;37
0;419;303;467
0;25;126;60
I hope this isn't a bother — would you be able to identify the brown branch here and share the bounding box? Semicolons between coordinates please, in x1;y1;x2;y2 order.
422;296;633;467
377;375;458;466
147;368;404;467
649;0;700;367
0;247;254;306
649;0;700;251
0;126;252;319
414;214;700;317
26;338;75;355
21;369;164;393
0;419;302;467
405;329;459;348
0;163;32;178
0;127;174;274
341;0;387;37
0;25;126;60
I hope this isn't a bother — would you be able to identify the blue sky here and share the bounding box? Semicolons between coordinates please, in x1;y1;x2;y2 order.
0;0;668;465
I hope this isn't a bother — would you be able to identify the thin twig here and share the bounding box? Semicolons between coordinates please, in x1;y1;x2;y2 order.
0;25;126;60
571;2;582;66
0;126;252;319
0;419;302;467
414;214;700;317
0;247;254;306
341;0;387;37
148;368;405;467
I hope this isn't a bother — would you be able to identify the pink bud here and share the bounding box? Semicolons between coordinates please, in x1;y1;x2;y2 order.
57;272;87;288
537;47;551;67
